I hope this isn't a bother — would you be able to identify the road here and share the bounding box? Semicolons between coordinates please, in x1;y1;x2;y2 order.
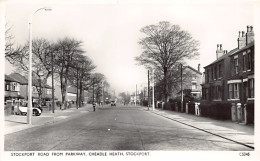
4;104;253;151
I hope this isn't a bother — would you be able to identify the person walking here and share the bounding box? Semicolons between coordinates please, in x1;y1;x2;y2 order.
93;102;96;112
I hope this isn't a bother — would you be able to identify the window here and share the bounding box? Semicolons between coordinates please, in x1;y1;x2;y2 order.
211;67;214;80
234;84;239;99
228;84;233;99
244;82;248;100
248;52;252;71
234;58;238;74
47;89;52;95
192;83;197;90
243;53;247;71
214;66;217;79
205;88;209;100
206;69;210;83
249;79;254;98
216;86;222;100
12;82;17;91
5;83;10;91
218;64;222;78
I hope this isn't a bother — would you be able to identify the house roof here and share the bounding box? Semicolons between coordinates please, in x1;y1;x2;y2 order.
229;41;254;56
5;74;18;82
9;73;28;85
8;73;52;88
204;48;238;68
67;86;77;94
184;65;202;75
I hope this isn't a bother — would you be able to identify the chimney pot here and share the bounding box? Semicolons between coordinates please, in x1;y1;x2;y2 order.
239;31;241;37
198;64;200;72
250;26;253;32
242;31;245;37
220;44;222;50
247;26;250;32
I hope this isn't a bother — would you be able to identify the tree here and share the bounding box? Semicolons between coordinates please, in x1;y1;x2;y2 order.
135;21;199;101
5;37;56;106
54;37;85;108
5;23;23;62
119;92;130;104
90;73;106;103
67;53;96;107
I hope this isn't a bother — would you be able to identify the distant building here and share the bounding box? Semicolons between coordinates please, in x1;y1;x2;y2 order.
183;65;203;99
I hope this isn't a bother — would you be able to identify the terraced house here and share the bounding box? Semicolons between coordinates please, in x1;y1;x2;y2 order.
227;26;254;104
201;26;254;123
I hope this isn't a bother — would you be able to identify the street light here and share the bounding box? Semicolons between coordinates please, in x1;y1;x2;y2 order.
27;6;52;124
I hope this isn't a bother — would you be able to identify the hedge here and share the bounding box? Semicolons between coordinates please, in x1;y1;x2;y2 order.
200;101;232;120
247;102;254;124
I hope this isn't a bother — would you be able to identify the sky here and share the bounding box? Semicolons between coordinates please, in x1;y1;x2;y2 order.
3;0;256;94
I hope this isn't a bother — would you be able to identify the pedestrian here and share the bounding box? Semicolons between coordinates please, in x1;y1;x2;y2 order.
93;102;96;112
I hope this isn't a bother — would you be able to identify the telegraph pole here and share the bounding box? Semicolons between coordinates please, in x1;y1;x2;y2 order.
148;70;150;110
152;69;155;111
93;79;95;103
181;63;183;112
135;84;137;106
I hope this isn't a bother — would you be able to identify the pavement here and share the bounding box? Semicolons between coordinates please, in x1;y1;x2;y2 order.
4;104;254;149
143;106;254;149
4;104;95;135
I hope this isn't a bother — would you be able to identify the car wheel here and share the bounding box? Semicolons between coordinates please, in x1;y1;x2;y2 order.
33;109;40;116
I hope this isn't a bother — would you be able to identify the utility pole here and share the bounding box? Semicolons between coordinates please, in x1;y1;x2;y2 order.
152;69;155;111
181;63;183;112
102;81;104;107
93;79;95;103
135;84;137;106
76;67;79;109
148;70;150;110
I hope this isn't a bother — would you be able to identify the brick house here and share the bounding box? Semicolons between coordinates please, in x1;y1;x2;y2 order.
201;46;238;101
4;74;23;102
227;26;254;104
8;73;53;106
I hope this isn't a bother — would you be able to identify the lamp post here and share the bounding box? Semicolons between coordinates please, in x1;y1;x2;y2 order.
51;52;55;113
27;7;52;124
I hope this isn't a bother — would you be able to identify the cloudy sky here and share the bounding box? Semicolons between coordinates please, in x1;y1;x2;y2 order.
4;0;256;94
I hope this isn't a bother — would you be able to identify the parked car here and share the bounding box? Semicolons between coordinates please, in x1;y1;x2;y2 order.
111;101;116;106
14;102;42;116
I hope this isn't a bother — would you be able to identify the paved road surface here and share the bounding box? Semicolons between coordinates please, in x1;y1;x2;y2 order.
4;104;253;151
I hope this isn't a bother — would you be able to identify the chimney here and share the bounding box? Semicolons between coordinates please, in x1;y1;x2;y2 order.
246;25;254;45
216;44;224;59
238;30;246;49
198;64;200;72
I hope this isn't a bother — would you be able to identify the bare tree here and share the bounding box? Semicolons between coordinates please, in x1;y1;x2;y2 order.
68;53;96;107
5;23;23;65
135;21;199;101
5;37;56;106
54;37;85;108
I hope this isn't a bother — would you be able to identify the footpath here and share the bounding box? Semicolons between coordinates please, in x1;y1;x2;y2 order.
4;104;94;135
142;106;254;149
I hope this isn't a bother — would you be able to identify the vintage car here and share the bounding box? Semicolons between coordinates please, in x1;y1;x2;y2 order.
14;102;42;116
